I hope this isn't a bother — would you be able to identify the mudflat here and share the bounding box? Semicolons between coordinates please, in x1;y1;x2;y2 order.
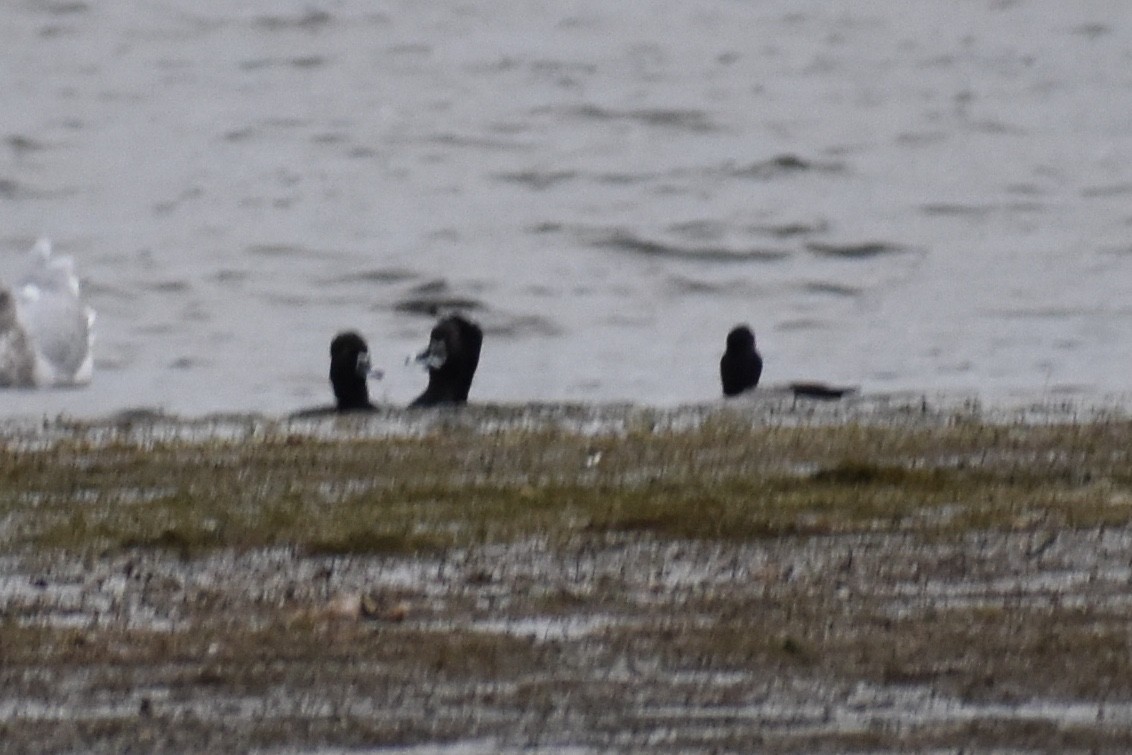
2;399;1131;752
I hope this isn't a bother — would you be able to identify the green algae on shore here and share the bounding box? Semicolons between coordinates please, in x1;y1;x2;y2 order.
1;406;1129;555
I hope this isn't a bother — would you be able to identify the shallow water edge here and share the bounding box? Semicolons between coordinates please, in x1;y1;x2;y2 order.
3;388;1130;446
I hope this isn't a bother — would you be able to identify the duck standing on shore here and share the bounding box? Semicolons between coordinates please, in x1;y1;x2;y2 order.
720;324;762;397
410;314;482;407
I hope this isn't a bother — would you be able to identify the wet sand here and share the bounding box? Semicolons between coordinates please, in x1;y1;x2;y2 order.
2;398;1131;752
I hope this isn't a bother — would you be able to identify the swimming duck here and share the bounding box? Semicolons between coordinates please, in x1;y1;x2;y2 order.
0;239;94;388
720;324;762;397
292;331;383;416
410;314;482;407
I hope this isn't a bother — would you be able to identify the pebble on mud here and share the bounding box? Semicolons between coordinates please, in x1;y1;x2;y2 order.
361;592;409;622
325;591;362;620
305;591;410;623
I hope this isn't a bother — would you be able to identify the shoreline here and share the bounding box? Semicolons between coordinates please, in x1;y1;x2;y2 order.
2;389;1129;443
1;400;1130;750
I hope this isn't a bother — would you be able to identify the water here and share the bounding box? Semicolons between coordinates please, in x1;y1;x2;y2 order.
2;0;1130;418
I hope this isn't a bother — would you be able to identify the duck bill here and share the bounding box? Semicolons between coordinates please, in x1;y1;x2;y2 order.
413;337;447;370
356;352;384;381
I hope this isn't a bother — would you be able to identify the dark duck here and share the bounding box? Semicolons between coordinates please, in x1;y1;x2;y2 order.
330;331;381;411
293;331;382;416
720;324;763;397
410;314;482;408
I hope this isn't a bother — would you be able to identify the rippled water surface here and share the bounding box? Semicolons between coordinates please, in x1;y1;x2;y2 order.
2;0;1130;416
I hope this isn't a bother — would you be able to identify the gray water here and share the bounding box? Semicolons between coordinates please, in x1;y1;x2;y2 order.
2;0;1130;417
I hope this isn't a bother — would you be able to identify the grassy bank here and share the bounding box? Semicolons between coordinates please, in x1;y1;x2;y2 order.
4;405;1132;751
3;408;1130;555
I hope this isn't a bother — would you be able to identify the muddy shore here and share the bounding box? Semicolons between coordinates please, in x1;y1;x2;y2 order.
2;397;1131;752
